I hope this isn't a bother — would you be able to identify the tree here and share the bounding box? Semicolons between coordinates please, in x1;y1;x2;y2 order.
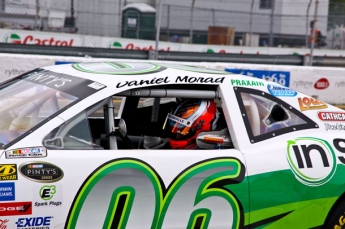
328;0;345;30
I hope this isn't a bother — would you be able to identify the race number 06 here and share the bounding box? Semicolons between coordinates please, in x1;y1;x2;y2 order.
66;158;245;229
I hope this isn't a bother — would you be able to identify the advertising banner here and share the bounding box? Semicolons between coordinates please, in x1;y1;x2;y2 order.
2;28;345;57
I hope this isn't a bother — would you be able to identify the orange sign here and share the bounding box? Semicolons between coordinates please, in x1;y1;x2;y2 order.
298;97;328;111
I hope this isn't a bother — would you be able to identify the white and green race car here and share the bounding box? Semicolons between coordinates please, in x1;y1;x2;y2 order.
0;62;344;229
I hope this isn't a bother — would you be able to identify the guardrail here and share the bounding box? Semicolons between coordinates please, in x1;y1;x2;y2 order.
2;43;345;67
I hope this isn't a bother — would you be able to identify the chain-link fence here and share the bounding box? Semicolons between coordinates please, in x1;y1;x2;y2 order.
0;0;344;51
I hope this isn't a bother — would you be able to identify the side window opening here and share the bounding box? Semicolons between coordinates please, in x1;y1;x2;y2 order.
43;98;110;150
234;87;319;143
44;85;234;150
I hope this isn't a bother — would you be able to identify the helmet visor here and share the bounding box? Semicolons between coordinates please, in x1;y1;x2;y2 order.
163;113;196;140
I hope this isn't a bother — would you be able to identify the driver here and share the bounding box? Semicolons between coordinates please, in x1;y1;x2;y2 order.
163;98;220;149
144;98;230;149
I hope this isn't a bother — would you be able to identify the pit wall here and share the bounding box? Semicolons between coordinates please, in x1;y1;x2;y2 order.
1;53;345;105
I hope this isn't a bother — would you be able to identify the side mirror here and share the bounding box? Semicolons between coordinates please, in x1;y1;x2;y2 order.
196;128;233;149
113;119;127;137
263;104;290;126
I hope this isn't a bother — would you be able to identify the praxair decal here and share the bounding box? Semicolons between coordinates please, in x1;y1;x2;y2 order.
287;137;337;186
66;158;245;229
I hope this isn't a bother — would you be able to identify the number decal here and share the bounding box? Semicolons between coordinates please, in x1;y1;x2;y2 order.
66;158;245;229
73;62;166;75
72;62;230;75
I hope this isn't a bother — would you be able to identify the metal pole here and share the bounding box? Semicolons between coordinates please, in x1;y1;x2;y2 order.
306;0;312;47
341;24;344;50
269;0;275;47
309;0;319;66
189;0;196;44
154;0;163;60
167;5;170;38
212;8;215;26
249;0;255;47
35;0;39;30
118;0;122;37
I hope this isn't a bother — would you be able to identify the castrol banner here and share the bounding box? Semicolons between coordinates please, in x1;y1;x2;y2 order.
3;29;83;46
3;28;345;57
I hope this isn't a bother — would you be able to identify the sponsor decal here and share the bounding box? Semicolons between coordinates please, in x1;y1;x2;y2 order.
15;216;53;229
314;78;329;89
287;137;337;186
116;76;225;88
225;69;290;87
87;82;105;90
25;72;72;88
19;162;64;183
325;123;345;131
298;97;328;111
335;81;345;88
318;112;345;121
110;41;171;51
267;84;297;96
0;164;17;181
0;219;9;229
0;183;15;201
5;69;26;78
5;147;47;159
6;33;74;46
34;184;62;207
292;81;313;89
230;79;264;87
0;202;32;216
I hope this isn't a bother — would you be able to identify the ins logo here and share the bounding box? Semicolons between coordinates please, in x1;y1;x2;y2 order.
287;137;336;186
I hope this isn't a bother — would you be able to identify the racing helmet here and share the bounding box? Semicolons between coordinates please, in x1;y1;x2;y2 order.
163;99;219;149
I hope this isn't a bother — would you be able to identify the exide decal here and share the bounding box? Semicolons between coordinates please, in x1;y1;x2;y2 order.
314;78;329;89
15;216;53;228
0;202;32;216
318;111;345;122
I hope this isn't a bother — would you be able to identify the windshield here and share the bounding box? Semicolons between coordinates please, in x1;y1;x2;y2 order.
0;68;106;148
0;79;77;148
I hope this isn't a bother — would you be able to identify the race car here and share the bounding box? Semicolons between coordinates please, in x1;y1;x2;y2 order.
0;61;344;229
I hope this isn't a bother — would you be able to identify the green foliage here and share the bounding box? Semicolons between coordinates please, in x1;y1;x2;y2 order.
328;0;345;29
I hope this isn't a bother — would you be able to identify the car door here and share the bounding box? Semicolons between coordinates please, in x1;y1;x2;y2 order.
13;84;248;229
220;81;341;228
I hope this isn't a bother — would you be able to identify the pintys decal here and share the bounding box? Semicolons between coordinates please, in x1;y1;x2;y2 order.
298;97;328;111
287;137;337;186
5;147;47;159
267;84;297;97
318;111;345;122
0;164;18;181
66;158;245;229
19;162;64;183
